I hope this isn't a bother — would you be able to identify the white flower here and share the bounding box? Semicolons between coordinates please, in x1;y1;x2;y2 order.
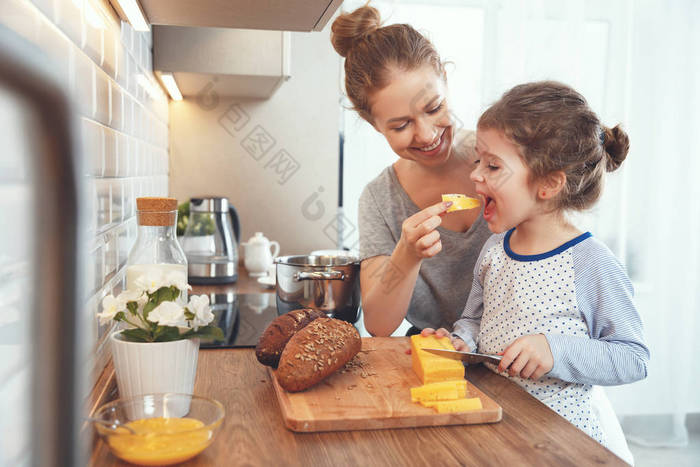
97;294;122;325
187;295;213;330
133;269;191;296
133;268;165;293
164;270;191;294
117;289;147;308
147;301;188;328
98;290;146;325
97;290;149;328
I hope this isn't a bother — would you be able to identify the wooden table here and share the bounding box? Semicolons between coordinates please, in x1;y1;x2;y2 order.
91;351;625;466
90;269;625;466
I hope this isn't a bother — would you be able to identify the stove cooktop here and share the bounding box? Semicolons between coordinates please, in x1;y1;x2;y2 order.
199;293;280;349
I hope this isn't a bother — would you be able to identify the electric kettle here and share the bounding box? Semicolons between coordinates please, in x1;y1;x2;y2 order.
181;197;241;284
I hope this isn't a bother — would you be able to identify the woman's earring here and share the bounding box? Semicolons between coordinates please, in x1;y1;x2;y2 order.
540;190;547;198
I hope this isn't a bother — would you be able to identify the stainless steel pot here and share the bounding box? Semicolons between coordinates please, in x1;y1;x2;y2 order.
275;255;361;323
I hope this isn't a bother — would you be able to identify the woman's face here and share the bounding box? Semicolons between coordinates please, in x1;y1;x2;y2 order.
369;66;454;168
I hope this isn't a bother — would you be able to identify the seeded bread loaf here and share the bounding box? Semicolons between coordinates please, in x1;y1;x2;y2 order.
275;317;361;392
255;308;326;368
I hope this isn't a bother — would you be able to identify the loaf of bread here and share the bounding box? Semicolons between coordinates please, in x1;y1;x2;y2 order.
275;317;361;392
255;308;326;368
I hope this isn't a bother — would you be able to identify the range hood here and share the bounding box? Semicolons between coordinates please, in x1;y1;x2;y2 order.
153;26;291;99
121;0;343;31
125;0;345;99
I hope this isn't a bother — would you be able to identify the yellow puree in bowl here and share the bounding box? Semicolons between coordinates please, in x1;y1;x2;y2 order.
107;417;212;465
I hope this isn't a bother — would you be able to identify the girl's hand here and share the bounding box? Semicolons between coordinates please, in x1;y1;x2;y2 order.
398;201;452;260
498;334;554;380
421;328;470;352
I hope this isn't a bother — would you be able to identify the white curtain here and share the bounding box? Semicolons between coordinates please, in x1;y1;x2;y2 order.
342;0;700;447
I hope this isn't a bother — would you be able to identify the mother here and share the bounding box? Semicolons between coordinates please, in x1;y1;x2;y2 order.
331;5;491;336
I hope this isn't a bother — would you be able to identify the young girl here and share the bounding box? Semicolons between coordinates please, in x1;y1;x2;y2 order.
430;81;649;455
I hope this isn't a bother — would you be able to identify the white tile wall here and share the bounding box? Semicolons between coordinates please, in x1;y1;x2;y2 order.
82;118;104;177
94;65;111;124
110;81;122;130
56;0;83;45
0;2;171;461
103;125;117;176
83;6;102;65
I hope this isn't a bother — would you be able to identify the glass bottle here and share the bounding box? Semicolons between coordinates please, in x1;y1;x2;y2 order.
127;197;187;304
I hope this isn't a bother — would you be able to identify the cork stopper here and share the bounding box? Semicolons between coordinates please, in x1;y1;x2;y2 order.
136;197;178;226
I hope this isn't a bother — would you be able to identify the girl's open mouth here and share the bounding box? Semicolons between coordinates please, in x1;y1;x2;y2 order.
483;196;495;220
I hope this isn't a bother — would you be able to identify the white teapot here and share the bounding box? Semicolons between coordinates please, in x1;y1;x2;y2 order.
241;232;280;277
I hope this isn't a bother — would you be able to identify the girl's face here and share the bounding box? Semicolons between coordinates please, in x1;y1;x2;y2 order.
471;128;540;233
369;66;454;168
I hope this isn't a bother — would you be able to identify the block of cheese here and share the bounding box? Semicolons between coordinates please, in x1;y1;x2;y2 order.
410;380;467;402
410;334;465;384
441;194;480;212
420;397;483;413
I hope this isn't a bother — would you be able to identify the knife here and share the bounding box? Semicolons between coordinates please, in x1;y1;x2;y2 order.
422;348;502;366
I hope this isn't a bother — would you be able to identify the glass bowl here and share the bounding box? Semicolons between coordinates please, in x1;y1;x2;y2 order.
93;393;225;466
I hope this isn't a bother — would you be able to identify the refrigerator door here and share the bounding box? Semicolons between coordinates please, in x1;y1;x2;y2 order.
0;25;86;467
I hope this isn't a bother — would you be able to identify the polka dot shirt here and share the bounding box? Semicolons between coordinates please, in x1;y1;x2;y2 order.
454;229;649;446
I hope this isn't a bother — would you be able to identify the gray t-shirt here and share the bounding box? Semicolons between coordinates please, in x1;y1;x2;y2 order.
358;166;493;331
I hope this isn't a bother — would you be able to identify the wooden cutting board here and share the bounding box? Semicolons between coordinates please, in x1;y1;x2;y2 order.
268;337;502;432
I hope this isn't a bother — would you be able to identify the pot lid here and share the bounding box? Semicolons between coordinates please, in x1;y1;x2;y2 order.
276;254;359;267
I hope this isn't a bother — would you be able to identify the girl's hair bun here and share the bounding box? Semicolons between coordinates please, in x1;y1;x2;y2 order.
602;124;630;172
331;5;382;58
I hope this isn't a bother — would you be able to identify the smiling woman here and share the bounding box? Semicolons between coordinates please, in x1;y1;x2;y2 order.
330;4;492;337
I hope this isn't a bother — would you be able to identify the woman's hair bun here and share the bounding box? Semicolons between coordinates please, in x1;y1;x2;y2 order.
602;124;630;172
331;5;382;58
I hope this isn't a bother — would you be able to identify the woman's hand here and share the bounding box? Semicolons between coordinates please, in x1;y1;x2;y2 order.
398;201;452;260
420;327;470;352
362;200;452;337
498;334;554;380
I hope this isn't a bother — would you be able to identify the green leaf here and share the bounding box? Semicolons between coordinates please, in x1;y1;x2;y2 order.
114;311;125;321
120;328;154;343
178;201;189;217
155;286;174;303
152;325;165;340
177;207;189;236
190;325;224;341
142;299;157;321
153;326;183;342
126;302;138;314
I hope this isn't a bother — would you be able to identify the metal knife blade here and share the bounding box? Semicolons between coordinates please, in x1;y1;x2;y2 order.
422;348;502;366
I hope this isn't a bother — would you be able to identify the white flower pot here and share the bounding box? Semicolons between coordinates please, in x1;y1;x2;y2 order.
110;331;200;417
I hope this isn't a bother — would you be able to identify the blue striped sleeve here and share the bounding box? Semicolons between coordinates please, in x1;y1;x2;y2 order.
453;233;503;350
546;238;650;385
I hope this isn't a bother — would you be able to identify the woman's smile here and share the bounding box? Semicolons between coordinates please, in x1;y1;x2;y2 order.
410;127;448;157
